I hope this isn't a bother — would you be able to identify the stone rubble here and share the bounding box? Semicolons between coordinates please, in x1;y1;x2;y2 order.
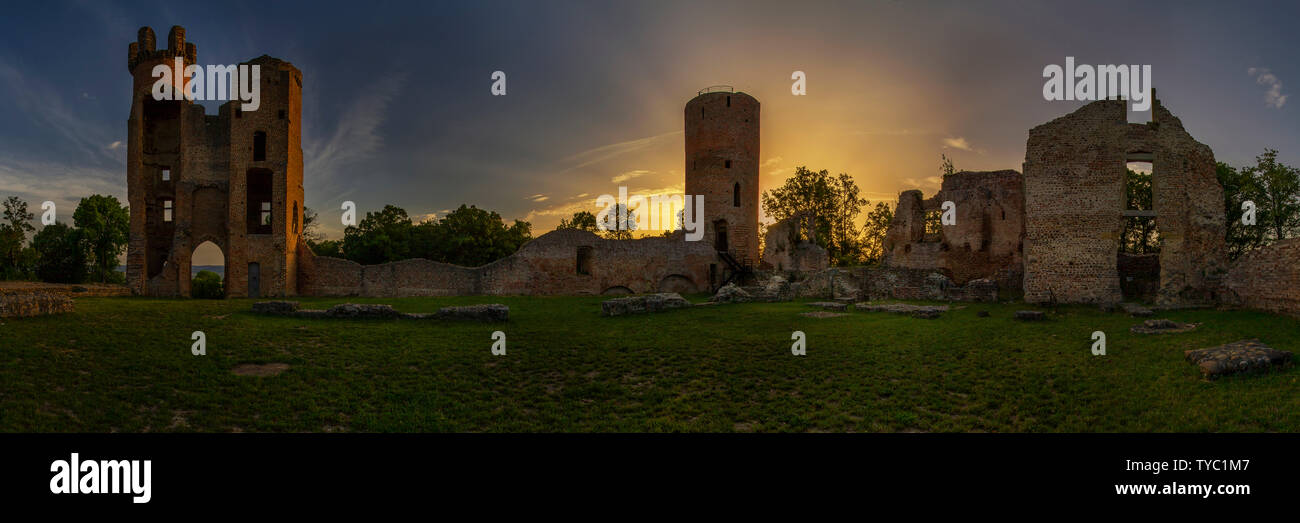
1130;319;1199;334
1014;310;1046;321
601;293;692;316
1185;339;1292;379
252;301;509;322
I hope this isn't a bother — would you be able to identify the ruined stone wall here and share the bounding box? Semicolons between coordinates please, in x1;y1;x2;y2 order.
298;229;718;297
1222;238;1300;317
1022;99;1224;305
760;216;829;272
883;170;1024;292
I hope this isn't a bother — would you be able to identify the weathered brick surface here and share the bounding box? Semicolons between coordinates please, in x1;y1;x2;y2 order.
1022;99;1225;305
1222;238;1300;317
126;26;304;299
685;90;760;266
884;170;1025;292
0;282;130;297
0;292;73;318
760;217;828;272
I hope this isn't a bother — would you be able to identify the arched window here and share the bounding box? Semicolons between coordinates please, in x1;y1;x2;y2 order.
733;182;740;207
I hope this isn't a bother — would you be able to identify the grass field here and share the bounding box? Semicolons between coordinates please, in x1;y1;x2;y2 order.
1;295;1297;432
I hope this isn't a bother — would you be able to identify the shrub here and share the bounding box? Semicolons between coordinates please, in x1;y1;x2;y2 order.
191;270;224;299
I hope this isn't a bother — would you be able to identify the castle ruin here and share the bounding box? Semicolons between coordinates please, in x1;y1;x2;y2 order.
125;26;304;298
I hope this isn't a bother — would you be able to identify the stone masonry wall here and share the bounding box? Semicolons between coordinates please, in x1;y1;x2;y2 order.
298;229;719;297
883;170;1025;292
1022;98;1224;305
1222;238;1300;317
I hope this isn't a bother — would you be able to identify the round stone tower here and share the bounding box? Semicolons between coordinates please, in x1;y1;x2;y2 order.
684;87;760;265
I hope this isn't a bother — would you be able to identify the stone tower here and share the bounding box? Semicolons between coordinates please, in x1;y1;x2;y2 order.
684;88;760;266
125;26;304;298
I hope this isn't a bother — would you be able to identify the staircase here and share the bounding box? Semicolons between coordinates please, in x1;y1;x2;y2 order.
715;250;755;290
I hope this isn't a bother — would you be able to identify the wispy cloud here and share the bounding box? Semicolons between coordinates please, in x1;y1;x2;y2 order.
0;60;123;168
0;159;124;221
611;169;651;183
524;183;688;230
762;156;783;167
941;136;974;152
1248;67;1288;109
559;130;681;171
304;71;407;199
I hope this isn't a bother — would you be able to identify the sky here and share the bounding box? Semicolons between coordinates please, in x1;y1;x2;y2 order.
1;0;1297;265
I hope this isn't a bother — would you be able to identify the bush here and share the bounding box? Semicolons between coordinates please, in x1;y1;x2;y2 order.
30;223;87;283
191;270;224;299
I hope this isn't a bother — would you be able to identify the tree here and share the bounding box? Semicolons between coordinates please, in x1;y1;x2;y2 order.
941;154;956;178
412;204;532;266
1242;149;1300;243
1217;161;1265;260
191;270;224;299
761;166;867;265
301;206;323;243
341;204;414;265
1;196;36;279
29;222;87;283
598;204;636;240
1120;168;1158;254
557;210;600;232
309;239;343;257
72;195;130;283
859;201;894;264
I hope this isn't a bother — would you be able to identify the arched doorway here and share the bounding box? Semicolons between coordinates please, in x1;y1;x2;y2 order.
191;240;226;298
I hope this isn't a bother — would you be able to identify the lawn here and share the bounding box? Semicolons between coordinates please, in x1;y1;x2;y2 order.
1;295;1296;432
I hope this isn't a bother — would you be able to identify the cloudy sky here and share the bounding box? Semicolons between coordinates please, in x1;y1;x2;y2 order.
1;0;1296;265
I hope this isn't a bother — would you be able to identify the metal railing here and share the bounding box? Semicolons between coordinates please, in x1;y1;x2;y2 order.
697;85;734;95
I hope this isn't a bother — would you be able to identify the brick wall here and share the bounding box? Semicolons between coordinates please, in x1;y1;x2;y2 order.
1223;238;1300;317
298;229;719;297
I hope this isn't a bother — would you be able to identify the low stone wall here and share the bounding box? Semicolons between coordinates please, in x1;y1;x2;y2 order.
1223;238;1300;317
0;282;130;298
0;292;74;318
297;229;716;297
842;266;997;302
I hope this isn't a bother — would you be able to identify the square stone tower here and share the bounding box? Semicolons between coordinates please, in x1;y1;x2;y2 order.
125;26;304;298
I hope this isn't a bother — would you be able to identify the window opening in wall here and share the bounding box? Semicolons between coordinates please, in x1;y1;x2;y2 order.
163;199;173;222
923;210;942;238
576;246;592;275
733;182;740;207
246;168;273;234
1122;159;1158;254
161;168;170;181
253;131;266;161
725;159;731;168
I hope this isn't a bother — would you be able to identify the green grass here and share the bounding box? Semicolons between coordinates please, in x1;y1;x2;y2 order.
1;295;1297;432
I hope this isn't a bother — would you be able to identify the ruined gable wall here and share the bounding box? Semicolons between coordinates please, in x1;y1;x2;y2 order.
1023;100;1128;304
1148;102;1226;304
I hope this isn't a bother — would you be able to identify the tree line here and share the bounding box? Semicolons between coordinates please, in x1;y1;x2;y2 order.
0;195;129;283
308;204;532;267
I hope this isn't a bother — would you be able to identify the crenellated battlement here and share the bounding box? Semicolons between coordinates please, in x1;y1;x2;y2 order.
128;26;196;73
